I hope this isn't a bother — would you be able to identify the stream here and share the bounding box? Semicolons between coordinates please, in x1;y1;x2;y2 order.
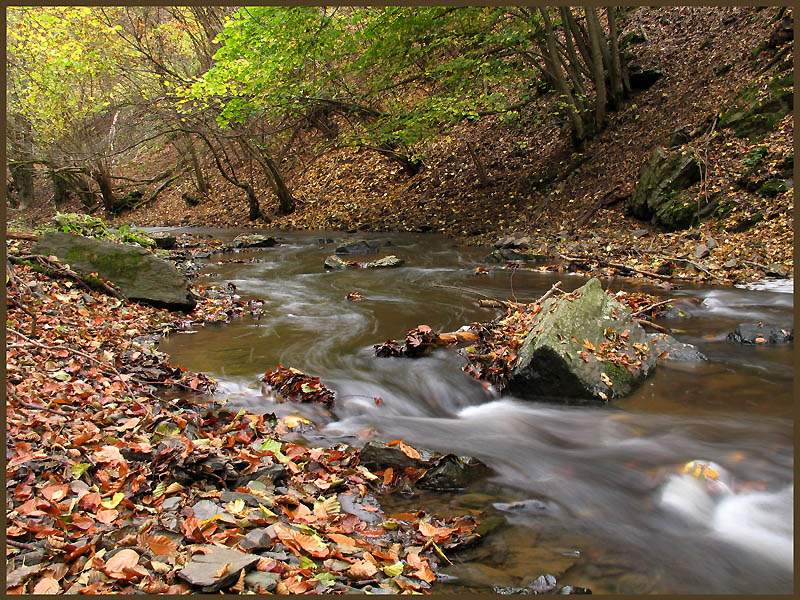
154;228;794;594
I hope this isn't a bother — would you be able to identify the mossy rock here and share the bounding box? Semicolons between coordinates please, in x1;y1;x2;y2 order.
506;278;657;402
653;190;699;230
629;147;702;230
719;71;793;138
757;179;790;197
32;232;195;311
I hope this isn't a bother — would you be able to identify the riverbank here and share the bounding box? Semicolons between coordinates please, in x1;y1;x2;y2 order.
5;238;486;594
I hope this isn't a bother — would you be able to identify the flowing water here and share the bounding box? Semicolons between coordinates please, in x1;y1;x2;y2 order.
155;228;794;594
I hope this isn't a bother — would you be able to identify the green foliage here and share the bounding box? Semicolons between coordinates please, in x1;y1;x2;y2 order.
7;7;133;145
35;213;155;248
186;7;540;155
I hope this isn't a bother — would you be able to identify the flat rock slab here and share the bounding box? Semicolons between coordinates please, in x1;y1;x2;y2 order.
177;546;260;592
728;323;793;344
32;231;195;311
324;254;404;270
227;234;278;249
507;278;656;402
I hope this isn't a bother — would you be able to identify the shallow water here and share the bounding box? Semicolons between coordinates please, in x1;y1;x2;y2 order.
156;228;794;594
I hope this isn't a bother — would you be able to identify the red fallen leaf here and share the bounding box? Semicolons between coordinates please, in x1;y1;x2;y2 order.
397;442;421;460
40;483;69;503
64;544;92;563
274;523;329;558
104;548;140;578
70;515;95;531
383;467;394;486
13;484;33;502
144;534;178;556
93;445;125;465
347;559;378;579
32;577;60;594
213;563;232;578
181;516;206;543
7;525;26;537
96;509;119;524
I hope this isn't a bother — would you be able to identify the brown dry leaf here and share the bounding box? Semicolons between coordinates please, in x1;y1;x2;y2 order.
397;442;421;460
32;576;60;594
104;549;140;578
95;509;119;524
93;445;125;465
145;534;178;556
275;523;329;558
213;562;232;578
347;559;378;579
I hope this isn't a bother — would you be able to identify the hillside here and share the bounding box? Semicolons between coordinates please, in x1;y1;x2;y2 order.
10;6;793;285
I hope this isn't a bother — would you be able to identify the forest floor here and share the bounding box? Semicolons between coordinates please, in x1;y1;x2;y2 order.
10;7;793;288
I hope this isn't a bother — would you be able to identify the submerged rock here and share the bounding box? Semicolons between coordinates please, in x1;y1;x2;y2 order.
507;278;657;402
417;454;490;490
335;240;381;255
727;323;793;344
649;333;707;362
484;248;548;263
358;441;430;470
32;231;196;311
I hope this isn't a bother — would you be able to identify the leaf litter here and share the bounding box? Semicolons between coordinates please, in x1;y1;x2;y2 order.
5;240;480;594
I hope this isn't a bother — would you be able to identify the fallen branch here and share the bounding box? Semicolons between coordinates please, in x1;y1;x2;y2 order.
431;282;505;301
7;388;69;417
635;318;671;333
559;254;672;281
6;231;40;241
537;280;564;304
631;299;672;318
6;539;38;551
9;254;127;301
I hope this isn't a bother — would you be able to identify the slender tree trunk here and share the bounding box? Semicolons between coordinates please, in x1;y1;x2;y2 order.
186;139;208;193
92;164;118;213
606;7;625;108
564;8;593;69
466;142;488;186
259;152;295;215
540;8;585;146
585;7;607;130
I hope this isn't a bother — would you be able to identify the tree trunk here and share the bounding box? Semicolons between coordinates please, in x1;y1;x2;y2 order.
258;151;295;215
466;142;488;186
92;165;118;213
50;168;71;208
8;161;35;209
540;8;585;146
606;7;625;108
244;183;262;221
187;139;208;193
585;7;607;130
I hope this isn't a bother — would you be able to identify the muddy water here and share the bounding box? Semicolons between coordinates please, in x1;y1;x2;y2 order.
156;228;794;594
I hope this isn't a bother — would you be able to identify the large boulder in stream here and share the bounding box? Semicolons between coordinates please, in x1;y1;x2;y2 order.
628;146;702;230
506;278;657;402
32;231;196;311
